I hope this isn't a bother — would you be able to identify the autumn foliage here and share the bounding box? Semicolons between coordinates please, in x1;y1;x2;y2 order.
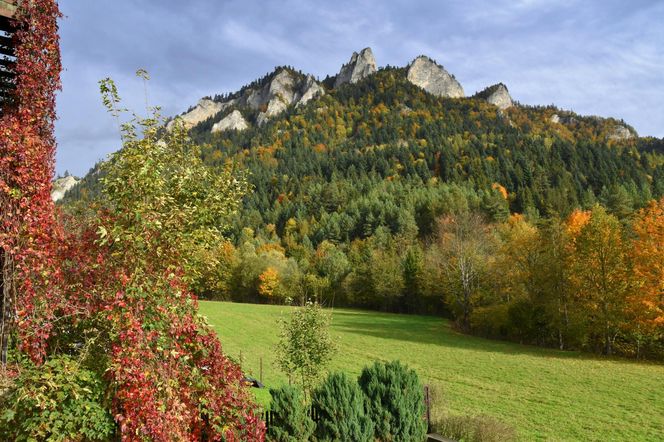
0;1;264;440
468;202;664;358
630;199;664;331
0;0;62;365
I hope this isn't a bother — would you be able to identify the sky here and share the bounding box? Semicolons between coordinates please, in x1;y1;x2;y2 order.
55;0;664;177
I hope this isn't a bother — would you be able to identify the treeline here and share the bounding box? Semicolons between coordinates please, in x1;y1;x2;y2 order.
200;198;663;360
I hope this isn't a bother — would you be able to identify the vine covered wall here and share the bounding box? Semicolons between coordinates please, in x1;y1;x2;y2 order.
0;0;62;365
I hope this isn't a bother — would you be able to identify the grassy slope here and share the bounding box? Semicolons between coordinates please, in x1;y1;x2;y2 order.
199;301;664;441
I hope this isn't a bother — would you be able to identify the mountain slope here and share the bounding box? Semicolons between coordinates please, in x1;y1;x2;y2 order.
63;49;664;246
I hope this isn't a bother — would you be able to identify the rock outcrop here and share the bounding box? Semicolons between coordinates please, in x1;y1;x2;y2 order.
334;47;377;88
249;69;325;126
406;56;464;98
609;124;636;141
167;98;230;130
475;83;513;109
211;110;249;133
297;75;326;107
550;113;578;125
254;69;295;126
51;175;79;202
174;68;326;132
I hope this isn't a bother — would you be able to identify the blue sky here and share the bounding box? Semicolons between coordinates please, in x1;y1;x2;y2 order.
55;0;664;176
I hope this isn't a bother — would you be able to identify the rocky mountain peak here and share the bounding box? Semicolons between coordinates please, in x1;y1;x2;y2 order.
173;68;327;133
253;68;325;126
475;83;513;109
406;55;464;98
52;175;79;202
334;47;377;88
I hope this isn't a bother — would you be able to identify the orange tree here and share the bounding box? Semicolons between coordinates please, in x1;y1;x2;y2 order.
629;198;664;356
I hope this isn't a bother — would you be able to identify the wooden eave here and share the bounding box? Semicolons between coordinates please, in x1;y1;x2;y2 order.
0;0;16;110
0;1;17;20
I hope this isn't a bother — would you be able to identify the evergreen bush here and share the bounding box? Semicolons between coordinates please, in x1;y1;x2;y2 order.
358;360;427;441
266;385;315;442
311;372;374;441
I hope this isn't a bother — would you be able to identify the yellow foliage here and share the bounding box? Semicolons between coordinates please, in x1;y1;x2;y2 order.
565;209;591;238
492;183;508;200
630;198;664;328
258;267;280;297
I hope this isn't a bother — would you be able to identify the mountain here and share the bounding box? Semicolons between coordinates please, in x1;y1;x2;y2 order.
334;47;377;88
406;55;464;98
63;48;664;246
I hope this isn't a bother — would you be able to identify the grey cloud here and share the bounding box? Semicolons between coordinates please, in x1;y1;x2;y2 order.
55;0;664;176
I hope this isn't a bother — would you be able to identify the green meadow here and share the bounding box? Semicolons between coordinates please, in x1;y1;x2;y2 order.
199;301;664;441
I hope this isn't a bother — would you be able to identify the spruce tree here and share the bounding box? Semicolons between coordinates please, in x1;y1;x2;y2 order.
358;360;427;441
311;372;374;442
267;386;315;442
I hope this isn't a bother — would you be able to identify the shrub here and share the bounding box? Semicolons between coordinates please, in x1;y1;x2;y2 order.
433;414;517;442
275;302;336;397
358;360;427;442
426;383;447;424
311;372;374;442
469;304;511;339
0;355;115;441
266;385;315;442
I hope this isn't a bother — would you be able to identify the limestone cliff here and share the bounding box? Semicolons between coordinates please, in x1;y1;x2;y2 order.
52;175;79;202
334;48;377;88
406;56;464;98
167;98;230;130
211;110;249;132
474;83;513;109
174;68;327;132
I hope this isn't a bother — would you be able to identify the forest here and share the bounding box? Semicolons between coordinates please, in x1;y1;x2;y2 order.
64;67;664;360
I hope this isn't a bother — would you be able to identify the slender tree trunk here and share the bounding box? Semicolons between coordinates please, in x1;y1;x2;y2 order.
605;322;612;356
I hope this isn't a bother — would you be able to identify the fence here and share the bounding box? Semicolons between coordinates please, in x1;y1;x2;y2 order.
261;404;322;430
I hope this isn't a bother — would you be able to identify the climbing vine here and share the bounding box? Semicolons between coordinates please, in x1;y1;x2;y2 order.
0;0;62;365
0;1;264;439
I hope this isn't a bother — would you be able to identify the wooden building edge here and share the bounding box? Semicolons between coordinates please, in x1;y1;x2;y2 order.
0;0;16;109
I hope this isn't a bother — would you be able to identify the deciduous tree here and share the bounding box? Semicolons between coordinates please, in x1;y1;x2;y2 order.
567;206;631;355
275;302;336;397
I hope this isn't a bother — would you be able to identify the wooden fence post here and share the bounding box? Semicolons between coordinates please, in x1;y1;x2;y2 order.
425;384;431;433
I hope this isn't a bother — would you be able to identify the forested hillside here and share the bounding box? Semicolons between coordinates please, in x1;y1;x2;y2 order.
188;67;661;237
63;61;664;359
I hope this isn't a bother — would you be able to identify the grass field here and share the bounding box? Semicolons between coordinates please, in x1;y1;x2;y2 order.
199;301;664;441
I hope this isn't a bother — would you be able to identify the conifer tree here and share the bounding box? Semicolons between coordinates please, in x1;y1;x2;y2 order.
311;372;374;442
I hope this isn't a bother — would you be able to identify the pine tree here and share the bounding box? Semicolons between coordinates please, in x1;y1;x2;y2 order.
358;361;427;442
267;386;315;442
311;372;374;442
